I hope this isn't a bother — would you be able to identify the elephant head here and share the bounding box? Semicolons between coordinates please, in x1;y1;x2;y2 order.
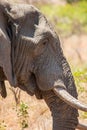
0;1;87;130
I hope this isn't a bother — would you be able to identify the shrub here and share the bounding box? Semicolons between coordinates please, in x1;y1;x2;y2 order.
39;1;87;37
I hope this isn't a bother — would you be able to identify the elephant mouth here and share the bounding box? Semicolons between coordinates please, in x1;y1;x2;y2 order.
17;73;42;99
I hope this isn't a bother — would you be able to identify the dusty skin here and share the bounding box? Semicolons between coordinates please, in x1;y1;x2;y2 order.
0;1;87;130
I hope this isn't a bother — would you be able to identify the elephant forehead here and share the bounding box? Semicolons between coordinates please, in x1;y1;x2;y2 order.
9;4;39;20
8;4;54;40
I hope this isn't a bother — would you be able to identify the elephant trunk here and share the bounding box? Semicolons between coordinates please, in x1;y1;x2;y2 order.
42;90;78;130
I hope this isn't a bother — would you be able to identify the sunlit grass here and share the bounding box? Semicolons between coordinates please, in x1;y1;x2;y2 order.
0;121;7;130
80;111;87;119
71;64;87;119
72;64;87;93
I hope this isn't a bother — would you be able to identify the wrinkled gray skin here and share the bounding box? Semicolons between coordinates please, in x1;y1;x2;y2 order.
0;2;79;130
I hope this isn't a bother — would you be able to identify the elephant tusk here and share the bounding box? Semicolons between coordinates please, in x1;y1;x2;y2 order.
53;87;87;112
77;122;87;130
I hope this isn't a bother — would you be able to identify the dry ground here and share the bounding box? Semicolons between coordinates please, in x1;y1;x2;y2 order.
0;34;87;130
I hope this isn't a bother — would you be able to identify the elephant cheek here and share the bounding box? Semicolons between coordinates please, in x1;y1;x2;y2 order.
35;68;63;91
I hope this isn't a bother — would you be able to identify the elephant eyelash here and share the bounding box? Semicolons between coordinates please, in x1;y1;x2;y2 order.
42;38;49;45
35;37;49;47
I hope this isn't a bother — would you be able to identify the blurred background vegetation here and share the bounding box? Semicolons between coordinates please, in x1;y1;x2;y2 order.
38;0;87;37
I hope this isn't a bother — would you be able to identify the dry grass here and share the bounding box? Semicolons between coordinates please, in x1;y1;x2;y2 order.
0;81;52;130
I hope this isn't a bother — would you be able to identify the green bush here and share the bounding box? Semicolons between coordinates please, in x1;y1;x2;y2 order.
66;0;78;4
72;65;87;93
66;0;87;4
39;1;87;37
71;64;87;119
17;101;29;129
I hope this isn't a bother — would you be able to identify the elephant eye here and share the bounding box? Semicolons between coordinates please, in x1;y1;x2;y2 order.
33;38;49;56
42;38;49;45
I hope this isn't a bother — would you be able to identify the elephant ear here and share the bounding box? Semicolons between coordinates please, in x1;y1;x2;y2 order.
0;7;16;86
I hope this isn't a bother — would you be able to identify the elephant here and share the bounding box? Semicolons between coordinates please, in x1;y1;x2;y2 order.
0;1;87;130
